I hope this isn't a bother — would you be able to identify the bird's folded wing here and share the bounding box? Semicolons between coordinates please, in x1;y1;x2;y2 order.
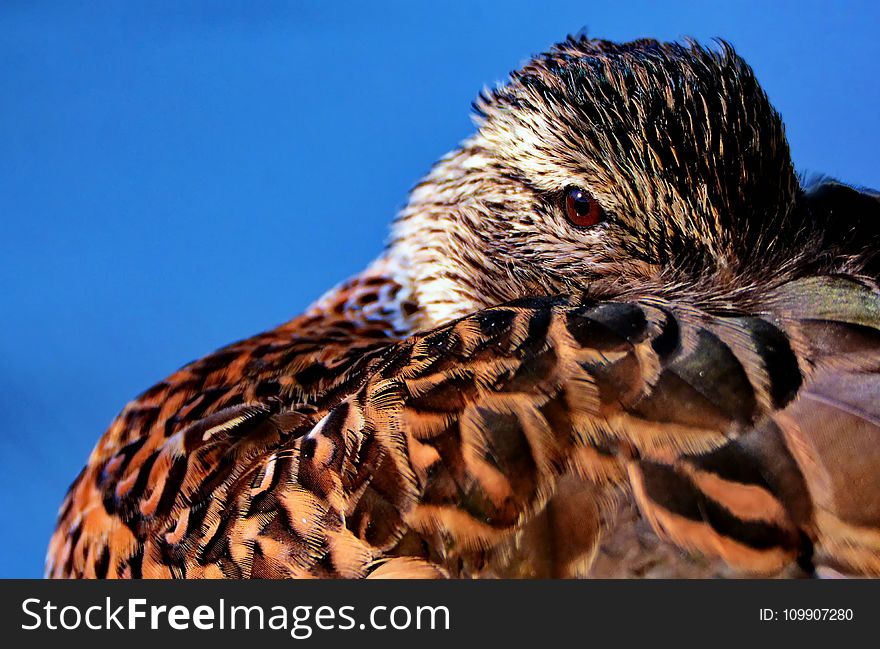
628;276;880;575
323;275;880;577
48;275;880;578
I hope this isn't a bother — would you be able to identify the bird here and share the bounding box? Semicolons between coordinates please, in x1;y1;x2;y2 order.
46;36;880;579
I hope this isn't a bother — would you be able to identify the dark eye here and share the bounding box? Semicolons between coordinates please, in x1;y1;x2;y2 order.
564;187;604;227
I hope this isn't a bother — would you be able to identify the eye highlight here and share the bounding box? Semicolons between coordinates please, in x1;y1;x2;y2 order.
564;187;604;227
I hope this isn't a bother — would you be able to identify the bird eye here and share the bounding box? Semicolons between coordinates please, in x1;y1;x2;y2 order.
564;187;604;227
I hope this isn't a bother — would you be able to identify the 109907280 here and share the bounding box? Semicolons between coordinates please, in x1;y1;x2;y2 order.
760;608;854;622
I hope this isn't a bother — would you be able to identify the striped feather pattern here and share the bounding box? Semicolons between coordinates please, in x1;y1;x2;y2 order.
47;274;880;578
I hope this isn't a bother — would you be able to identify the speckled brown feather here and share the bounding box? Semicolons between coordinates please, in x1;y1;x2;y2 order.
47;263;409;578
47;273;880;578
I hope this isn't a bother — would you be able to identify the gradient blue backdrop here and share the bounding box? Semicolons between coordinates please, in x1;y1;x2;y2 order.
1;1;878;577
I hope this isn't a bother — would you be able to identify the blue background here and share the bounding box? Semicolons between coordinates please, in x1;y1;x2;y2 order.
1;1;878;577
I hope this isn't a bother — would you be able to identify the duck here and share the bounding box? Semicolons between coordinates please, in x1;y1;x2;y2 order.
47;35;880;579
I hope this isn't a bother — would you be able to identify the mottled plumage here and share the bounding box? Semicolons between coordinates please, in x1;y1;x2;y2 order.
47;37;880;579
